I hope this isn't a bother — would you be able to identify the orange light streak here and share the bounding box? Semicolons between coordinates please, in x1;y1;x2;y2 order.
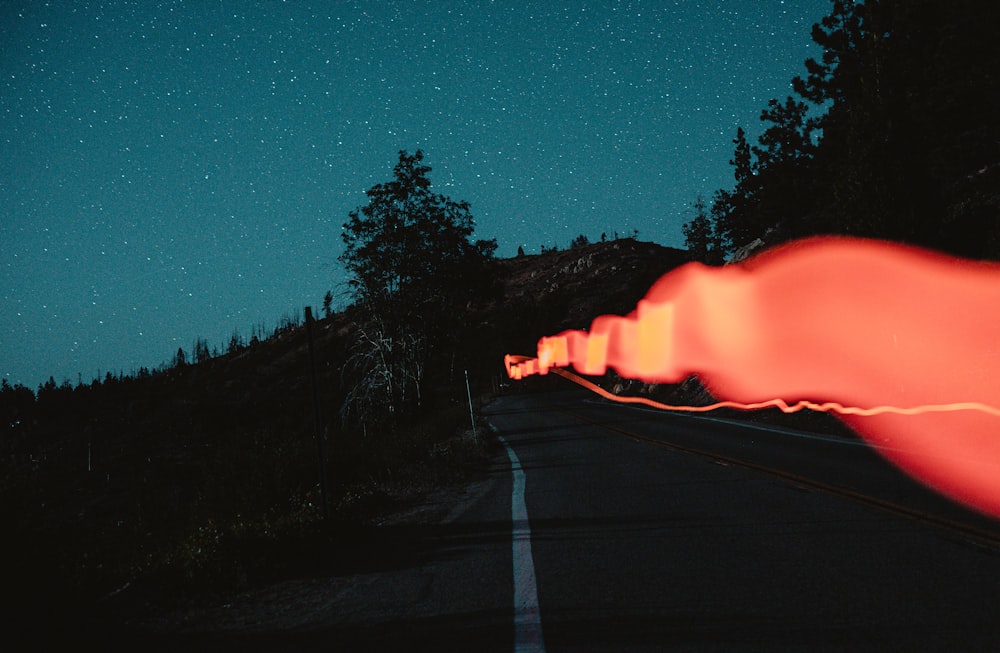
506;237;1000;518
505;355;1000;418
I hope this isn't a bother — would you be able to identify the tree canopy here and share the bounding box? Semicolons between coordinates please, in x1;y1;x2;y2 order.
338;150;497;426
340;150;497;324
684;0;999;260
682;194;724;265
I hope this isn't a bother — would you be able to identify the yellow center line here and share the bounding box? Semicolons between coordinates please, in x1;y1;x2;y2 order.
564;409;1000;552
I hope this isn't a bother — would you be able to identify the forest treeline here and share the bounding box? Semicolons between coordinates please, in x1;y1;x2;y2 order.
683;0;999;263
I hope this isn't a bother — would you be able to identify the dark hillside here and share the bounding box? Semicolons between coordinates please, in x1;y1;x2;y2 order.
485;238;691;363
0;237;691;628
3;233;859;637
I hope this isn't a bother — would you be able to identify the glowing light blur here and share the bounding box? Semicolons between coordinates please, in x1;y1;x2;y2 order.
506;237;1000;518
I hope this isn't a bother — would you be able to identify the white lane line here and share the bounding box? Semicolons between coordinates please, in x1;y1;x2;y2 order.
498;435;546;653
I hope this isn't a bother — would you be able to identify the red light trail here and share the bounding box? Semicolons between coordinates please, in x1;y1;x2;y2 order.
506;237;1000;518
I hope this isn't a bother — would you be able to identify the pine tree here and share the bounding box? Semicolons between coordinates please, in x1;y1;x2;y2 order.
682;194;723;265
702;0;998;257
340;150;496;323
322;290;333;318
711;127;760;254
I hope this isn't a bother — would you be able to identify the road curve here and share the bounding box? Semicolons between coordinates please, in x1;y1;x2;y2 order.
484;390;1000;652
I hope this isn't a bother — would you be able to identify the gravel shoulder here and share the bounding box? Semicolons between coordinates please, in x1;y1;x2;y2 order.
117;469;500;638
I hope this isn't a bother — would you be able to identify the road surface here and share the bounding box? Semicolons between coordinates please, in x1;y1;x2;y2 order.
484;389;1000;651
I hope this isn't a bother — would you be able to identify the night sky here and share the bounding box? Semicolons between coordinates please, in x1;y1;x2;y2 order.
2;1;829;390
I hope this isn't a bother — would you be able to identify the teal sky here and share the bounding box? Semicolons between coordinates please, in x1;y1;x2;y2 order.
1;0;830;389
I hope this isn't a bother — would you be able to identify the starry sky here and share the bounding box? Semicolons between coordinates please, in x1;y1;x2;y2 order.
2;0;830;390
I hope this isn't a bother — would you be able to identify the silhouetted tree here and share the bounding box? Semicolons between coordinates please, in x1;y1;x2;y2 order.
227;329;244;355
340;150;496;323
682;194;724;265
711;127;757;254
750;96;819;239
322;290;333;318
339;150;497;425
790;0;911;239
193;337;211;364
570;234;590;249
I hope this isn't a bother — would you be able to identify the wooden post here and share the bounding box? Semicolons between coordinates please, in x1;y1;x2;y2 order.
305;306;329;519
465;369;477;443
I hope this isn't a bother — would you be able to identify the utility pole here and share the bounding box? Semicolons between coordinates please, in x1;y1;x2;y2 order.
304;306;329;519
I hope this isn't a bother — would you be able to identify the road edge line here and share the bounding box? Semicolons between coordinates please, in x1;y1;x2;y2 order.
497;432;546;653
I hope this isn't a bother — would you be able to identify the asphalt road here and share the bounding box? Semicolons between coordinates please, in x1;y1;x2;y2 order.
94;388;1000;651
482;389;1000;652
